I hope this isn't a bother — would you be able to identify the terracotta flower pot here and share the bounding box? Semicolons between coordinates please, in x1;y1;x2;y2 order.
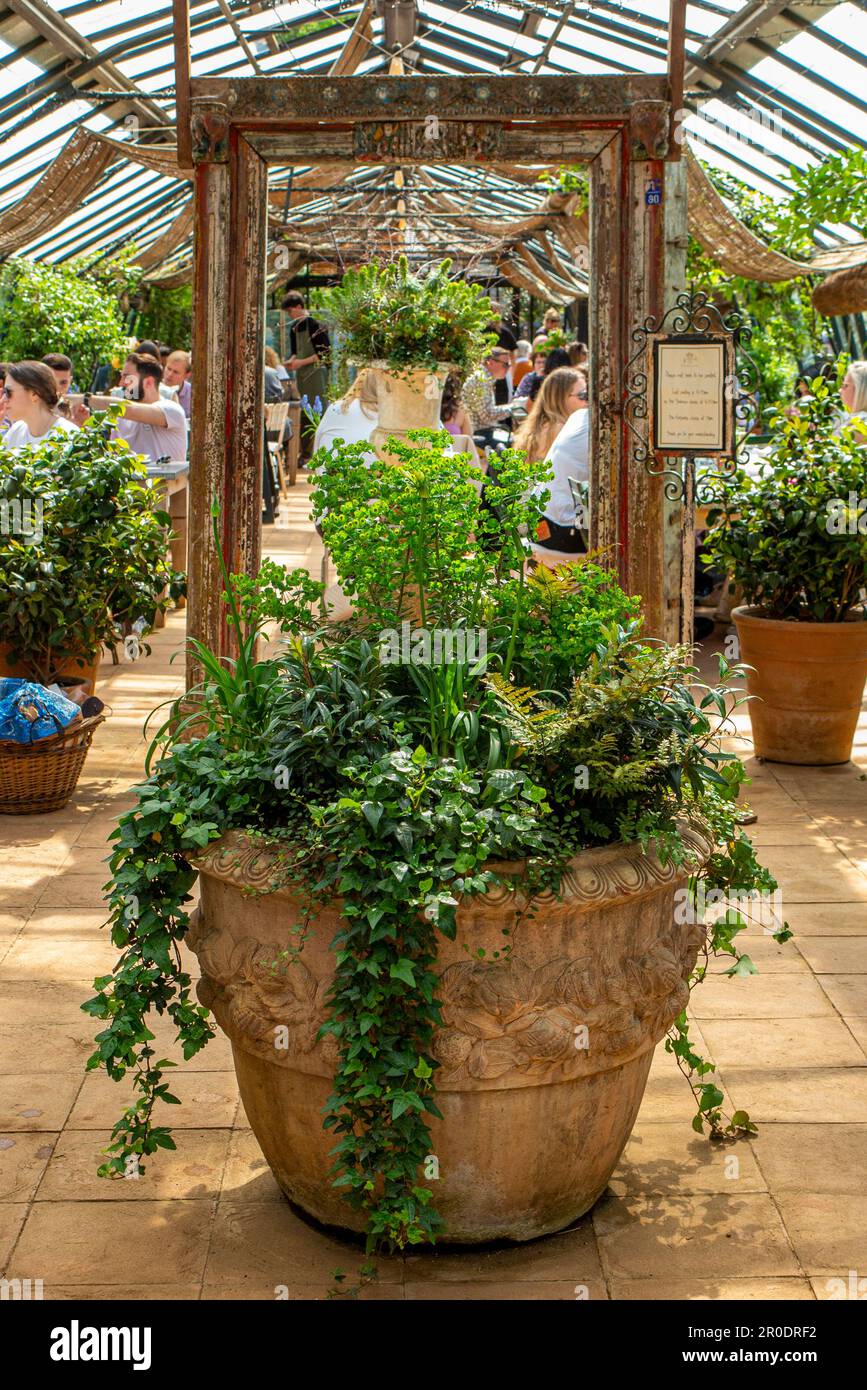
368;363;448;462
190;825;710;1244
732;605;867;765
0;642;100;694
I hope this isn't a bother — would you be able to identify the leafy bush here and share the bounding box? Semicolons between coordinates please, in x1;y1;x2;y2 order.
702;376;867;622
317;257;494;375
0;258;127;385
0;412;176;680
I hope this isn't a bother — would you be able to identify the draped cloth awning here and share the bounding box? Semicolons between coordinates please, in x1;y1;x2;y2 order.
0;129;188;261
0;128;116;259
685;145;867;283
812;263;867;317
137;200;194;270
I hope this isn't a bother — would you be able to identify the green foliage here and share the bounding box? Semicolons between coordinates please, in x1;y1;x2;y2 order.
318;257;494;375
774;146;867;254
0;257;127;384
544;165;590;214
135;284;192;351
702;374;867;621
86;440;782;1251
0;412;176;681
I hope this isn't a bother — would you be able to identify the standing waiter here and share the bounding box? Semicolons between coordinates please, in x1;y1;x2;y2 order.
281;291;331;466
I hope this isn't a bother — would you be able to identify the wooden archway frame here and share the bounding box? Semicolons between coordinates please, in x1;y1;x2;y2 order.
184;74;689;680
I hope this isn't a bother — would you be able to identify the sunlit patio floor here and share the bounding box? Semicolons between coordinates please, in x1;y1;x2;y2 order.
2;482;866;1301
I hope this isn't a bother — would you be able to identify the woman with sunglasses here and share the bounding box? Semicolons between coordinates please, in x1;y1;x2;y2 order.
1;360;78;451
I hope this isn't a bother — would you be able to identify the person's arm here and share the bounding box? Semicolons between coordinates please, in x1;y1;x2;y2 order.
89;396;171;427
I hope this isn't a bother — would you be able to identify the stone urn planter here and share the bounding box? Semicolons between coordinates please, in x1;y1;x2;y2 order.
190;825;710;1244
732;606;867;765
367;362;449;462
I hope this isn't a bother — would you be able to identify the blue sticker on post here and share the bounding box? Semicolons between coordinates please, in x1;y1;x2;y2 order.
645;178;662;207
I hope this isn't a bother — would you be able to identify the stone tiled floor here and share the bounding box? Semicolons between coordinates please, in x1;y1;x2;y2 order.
1;483;866;1300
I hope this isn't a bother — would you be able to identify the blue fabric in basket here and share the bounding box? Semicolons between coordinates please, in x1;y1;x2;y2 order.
0;680;81;745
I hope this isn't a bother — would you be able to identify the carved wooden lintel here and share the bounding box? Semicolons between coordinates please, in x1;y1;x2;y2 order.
191;103;230;163
630;100;671;161
354;119;503;163
195;72;668;123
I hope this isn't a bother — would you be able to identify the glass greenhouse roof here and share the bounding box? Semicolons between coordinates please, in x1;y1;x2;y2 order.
0;0;864;265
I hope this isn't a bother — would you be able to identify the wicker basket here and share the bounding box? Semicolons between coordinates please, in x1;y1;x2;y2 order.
0;712;107;815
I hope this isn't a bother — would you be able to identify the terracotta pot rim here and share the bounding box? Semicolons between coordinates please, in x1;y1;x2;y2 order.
361;360;455;373
732;604;867;632
192;822;712;907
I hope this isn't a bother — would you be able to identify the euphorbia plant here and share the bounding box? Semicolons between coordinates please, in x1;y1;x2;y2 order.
0;411;176;681
702;375;867;622
317;256;494;375
84;436;788;1252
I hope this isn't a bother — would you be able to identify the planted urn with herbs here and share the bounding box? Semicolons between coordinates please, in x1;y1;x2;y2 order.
703;375;867;764
85;431;785;1251
318;257;493;459
0;412;175;690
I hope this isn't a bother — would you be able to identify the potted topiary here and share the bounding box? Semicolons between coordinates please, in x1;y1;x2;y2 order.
317;257;493;458
85;435;786;1255
0;411;175;692
703;375;867;764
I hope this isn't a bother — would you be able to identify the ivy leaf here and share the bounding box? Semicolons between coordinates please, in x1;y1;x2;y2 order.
362;801;383;831
725;954;759;978
389;959;416;987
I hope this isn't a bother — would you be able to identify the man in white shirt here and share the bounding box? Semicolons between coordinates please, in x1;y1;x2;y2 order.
533;389;590;554
79;353;187;461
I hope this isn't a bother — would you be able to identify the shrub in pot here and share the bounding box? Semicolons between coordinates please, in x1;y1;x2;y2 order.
317;257;493;457
85;435;786;1256
0;412;175;690
703;376;867;764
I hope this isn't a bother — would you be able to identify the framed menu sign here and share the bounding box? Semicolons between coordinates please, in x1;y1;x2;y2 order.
652;333;735;458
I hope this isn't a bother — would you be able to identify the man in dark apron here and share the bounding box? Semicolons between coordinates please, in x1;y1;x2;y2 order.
281;291;330;466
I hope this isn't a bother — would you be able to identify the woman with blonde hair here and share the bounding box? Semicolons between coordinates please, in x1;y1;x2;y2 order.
513;366;586;465
313;367;379;452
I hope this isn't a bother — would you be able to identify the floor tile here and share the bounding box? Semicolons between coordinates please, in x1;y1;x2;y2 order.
0;1133;57;1202
68;1070;239;1130
700;1015;866;1069
593;1193;800;1280
6;1199;215;1285
204;1197;403;1290
404;1216;603;1285
776;1194;867;1275
0;1075;82;1132
35;1128;230;1202
722;1068;867;1123
0;1202;27;1271
609;1278;814;1300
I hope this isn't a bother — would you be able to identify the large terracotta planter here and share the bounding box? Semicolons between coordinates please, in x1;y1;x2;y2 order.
732;605;867;765
190;825;710;1244
368;363;448;462
0;642;100;694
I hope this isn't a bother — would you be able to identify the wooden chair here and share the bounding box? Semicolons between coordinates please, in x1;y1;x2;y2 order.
286;400;301;487
265;402;290;496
